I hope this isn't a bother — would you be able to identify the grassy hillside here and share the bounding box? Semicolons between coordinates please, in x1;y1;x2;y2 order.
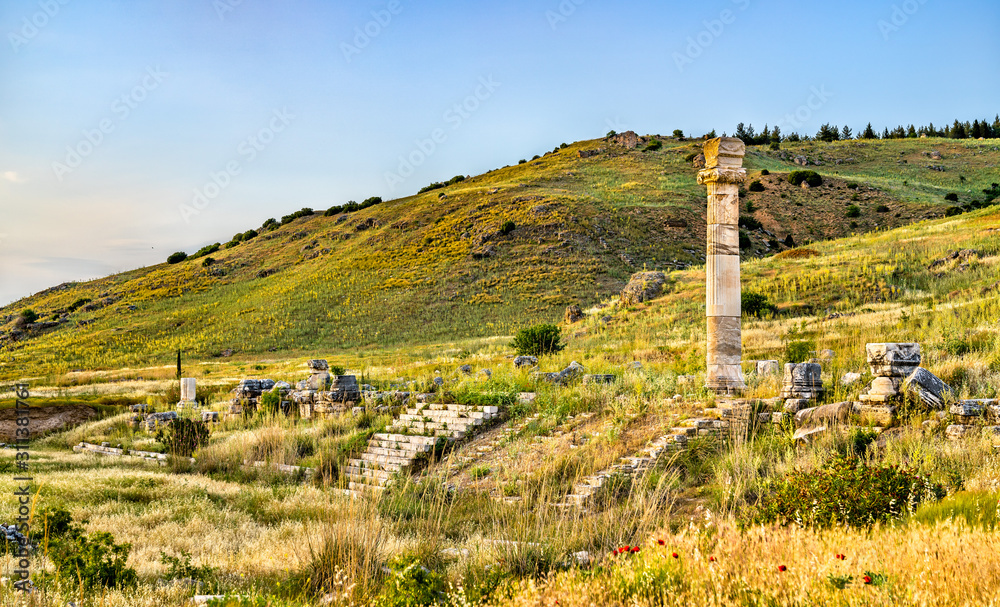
1;136;997;380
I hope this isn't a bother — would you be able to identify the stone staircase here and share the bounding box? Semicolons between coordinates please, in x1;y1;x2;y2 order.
344;403;501;495
555;413;732;509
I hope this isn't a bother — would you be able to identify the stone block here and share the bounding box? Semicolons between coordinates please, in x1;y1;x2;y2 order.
950;402;985;417
583;374;616;384
513;356;538;368
946;424;976;440
793;426;828;444
780;362;823;399
307;359;329;371
783;399;811;414
840;372;862;387
795;402;852;428
866;343;921;377
851;403;897;427
756;360;780;376
903;367;953;410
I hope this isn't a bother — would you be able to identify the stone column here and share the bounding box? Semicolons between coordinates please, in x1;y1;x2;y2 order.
697;138;747;393
180;378;196;403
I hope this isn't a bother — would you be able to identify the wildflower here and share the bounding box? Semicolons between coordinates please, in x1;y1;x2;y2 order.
863;575;872;584
672;552;679;559
778;565;787;572
657;538;665;546
631;546;640;553
709;556;716;562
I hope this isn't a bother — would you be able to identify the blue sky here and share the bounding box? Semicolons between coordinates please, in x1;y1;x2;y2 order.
1;0;998;305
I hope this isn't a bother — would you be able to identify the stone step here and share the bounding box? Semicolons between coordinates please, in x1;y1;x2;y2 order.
386;428;466;440
348;458;407;472
372;433;440;446
573;483;599;496
399;413;485;426
394;420;477;433
370;440;432;453
367;446;423;459
360;452;414;466
672;427;697;437
344;465;394;481
565;493;591;506
348;481;386;493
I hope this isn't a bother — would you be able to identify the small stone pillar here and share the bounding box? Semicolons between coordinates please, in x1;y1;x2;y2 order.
697;138;747;393
179;378;197;405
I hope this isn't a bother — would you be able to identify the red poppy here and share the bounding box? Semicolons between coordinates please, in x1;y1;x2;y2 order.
778;565;787;572
672;552;679;559
863;575;872;585
632;546;640;553
709;556;716;562
657;539;665;546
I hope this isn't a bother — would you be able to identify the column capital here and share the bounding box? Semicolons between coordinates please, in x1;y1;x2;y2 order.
697;167;747;186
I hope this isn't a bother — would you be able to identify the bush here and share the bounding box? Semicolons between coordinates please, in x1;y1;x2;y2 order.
511;324;564;357
167;251;188;264
518;159;526;164
160;550;215;583
499;220;516;235
683;153;697;162
876;204;890;213
945;206;964;217
739;230;752;250
260;389;281;414
748;180;765;192
644;139;662;152
201;257;215;267
760;169;770;176
788;170;823;187
944;337;971;356
46;528;137;592
19;309;38;324
745;456;945;529
785;339;815;362
945;192;959;202
739;215;762;231
845;205;861;218
261;218;278;231
67;298;91;313
379;555;447;607
156;418;211;457
742;292;775;317
192;242;220;259
672;129;684;138
745;200;756;213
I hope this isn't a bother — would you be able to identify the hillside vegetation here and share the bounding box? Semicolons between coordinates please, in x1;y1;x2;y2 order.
1;136;998;380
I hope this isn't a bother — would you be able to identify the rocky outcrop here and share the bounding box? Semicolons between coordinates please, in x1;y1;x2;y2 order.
620;271;668;306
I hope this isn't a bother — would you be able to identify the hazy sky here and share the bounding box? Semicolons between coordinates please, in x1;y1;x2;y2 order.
1;0;998;305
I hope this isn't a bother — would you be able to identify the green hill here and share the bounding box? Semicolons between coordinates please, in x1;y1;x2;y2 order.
1;135;997;380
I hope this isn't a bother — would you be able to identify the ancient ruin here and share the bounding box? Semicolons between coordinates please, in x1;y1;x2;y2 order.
697;137;747;392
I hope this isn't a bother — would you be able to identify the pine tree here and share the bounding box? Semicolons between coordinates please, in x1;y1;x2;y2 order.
771;125;782;143
972;120;983;139
993;115;1000;137
842;125;853;140
927;122;937;137
952;120;967;139
892;125;906;139
862;123;877;139
907;125;917;138
734;123;749;143
882;127;890;139
760;124;771;145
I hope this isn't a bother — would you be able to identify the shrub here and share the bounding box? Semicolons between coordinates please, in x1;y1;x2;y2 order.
260;389;281;414
748;180;765;192
847;182;859;190
160;550;215;582
67;298;91;313
201;257;215;267
511;324;564;356
644;139;662;152
739;231;752;250
785;339;815;362
518;159;527;164
876;204;890;213
760;169;770;176
261;218;278;231
167;251;187;264
788;170;823;187
156;418;211;457
379;555;447;607
46;529;137;592
745;456;945;529
944;337;971;356
672;129;684;138
19;309;38;324
845;205;861;218
945;206;964;217
531;155;541;160
683;153;697;163
739;215;762;231
559;142;568;149
745;200;756;213
742;292;775;317
499;220;516;235
191;243;220;259
945;192;959;202
325;205;343;216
